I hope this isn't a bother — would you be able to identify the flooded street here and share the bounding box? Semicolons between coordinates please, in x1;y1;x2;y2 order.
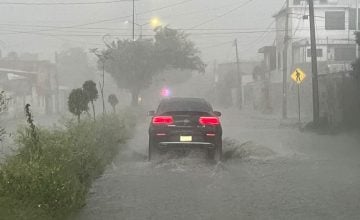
77;110;360;220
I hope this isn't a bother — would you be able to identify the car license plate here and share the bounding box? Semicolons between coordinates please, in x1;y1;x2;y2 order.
180;136;192;142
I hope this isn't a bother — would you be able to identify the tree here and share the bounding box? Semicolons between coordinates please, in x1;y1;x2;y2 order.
90;49;111;114
68;88;89;122
108;94;119;113
154;27;205;72
98;27;205;106
82;80;98;120
0;91;7;142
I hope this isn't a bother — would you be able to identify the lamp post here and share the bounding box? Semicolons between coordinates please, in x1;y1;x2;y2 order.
125;17;162;40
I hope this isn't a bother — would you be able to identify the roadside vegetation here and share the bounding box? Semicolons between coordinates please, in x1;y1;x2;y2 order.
0;84;136;219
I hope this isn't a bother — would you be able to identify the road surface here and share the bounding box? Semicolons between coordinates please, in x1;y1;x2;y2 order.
76;110;360;220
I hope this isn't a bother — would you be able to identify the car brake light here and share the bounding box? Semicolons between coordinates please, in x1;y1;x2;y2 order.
152;116;174;125
199;117;220;126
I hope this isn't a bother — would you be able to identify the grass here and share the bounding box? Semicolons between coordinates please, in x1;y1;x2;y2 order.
0;112;135;220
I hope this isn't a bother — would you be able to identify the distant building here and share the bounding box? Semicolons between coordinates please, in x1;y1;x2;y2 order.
274;0;357;81
0;58;68;117
258;46;277;73
248;0;359;119
214;61;260;107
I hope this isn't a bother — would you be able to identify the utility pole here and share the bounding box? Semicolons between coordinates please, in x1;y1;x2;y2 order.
282;0;290;119
132;0;135;41
235;39;242;109
308;0;320;125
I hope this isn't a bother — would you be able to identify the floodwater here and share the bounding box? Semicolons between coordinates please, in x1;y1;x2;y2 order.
77;109;360;220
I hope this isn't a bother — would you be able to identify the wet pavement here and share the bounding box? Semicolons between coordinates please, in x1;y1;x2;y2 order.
76;110;360;220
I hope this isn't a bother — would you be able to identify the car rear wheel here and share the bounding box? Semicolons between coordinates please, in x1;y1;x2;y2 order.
209;138;222;162
148;137;158;161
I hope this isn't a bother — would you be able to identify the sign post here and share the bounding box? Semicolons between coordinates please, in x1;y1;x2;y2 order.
291;68;306;123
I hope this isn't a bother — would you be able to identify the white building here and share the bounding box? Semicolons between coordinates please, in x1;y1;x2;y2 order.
274;0;358;82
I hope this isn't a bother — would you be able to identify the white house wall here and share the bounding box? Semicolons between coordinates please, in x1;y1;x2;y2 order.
275;1;357;81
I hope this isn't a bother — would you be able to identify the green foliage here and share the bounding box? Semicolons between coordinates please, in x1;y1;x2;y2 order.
82;80;98;101
102;39;158;105
24;104;41;160
154;27;205;72
82;80;98;119
0;128;5;143
0;91;8;143
108;94;119;113
0;91;7;113
68;88;89;122
98;27;205;106
0;113;135;219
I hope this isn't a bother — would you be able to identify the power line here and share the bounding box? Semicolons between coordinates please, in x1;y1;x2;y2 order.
189;0;254;29
0;23;287;31
0;0;192;36
0;28;300;37
159;0;245;21
0;0;133;5
201;41;233;49
136;0;193;16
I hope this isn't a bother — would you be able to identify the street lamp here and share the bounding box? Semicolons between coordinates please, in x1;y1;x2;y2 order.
125;21;147;39
150;17;161;29
125;17;162;40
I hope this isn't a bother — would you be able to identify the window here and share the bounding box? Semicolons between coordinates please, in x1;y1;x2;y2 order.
307;49;323;58
325;11;345;30
349;8;360;30
334;46;356;61
293;0;301;5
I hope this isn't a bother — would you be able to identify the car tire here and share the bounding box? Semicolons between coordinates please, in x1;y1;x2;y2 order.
209;138;222;162
148;137;158;161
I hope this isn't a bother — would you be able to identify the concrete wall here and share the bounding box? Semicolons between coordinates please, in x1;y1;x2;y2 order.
244;71;360;127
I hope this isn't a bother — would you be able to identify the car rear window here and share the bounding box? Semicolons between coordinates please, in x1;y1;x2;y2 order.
157;99;213;114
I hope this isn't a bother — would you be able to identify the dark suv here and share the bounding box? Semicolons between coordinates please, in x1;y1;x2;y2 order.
148;97;222;161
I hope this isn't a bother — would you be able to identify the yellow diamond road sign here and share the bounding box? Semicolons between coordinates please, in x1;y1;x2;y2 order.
291;68;306;84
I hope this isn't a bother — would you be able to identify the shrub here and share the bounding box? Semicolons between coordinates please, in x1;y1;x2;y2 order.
83;80;98;120
108;94;119;113
0;112;135;219
68;88;89;123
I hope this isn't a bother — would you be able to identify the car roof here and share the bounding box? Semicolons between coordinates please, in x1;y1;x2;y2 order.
160;97;208;104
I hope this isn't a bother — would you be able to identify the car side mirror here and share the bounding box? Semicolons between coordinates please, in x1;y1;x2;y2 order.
147;110;155;116
214;111;222;117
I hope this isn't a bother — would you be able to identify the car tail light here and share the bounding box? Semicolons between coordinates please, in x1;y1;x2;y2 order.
152;116;174;125
199;117;220;126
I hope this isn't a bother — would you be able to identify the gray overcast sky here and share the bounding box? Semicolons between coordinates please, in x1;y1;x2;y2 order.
0;0;284;63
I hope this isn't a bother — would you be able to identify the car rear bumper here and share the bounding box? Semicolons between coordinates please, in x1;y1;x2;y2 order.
157;141;215;150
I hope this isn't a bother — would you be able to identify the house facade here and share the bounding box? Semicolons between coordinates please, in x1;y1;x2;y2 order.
0;58;68;117
274;0;358;81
